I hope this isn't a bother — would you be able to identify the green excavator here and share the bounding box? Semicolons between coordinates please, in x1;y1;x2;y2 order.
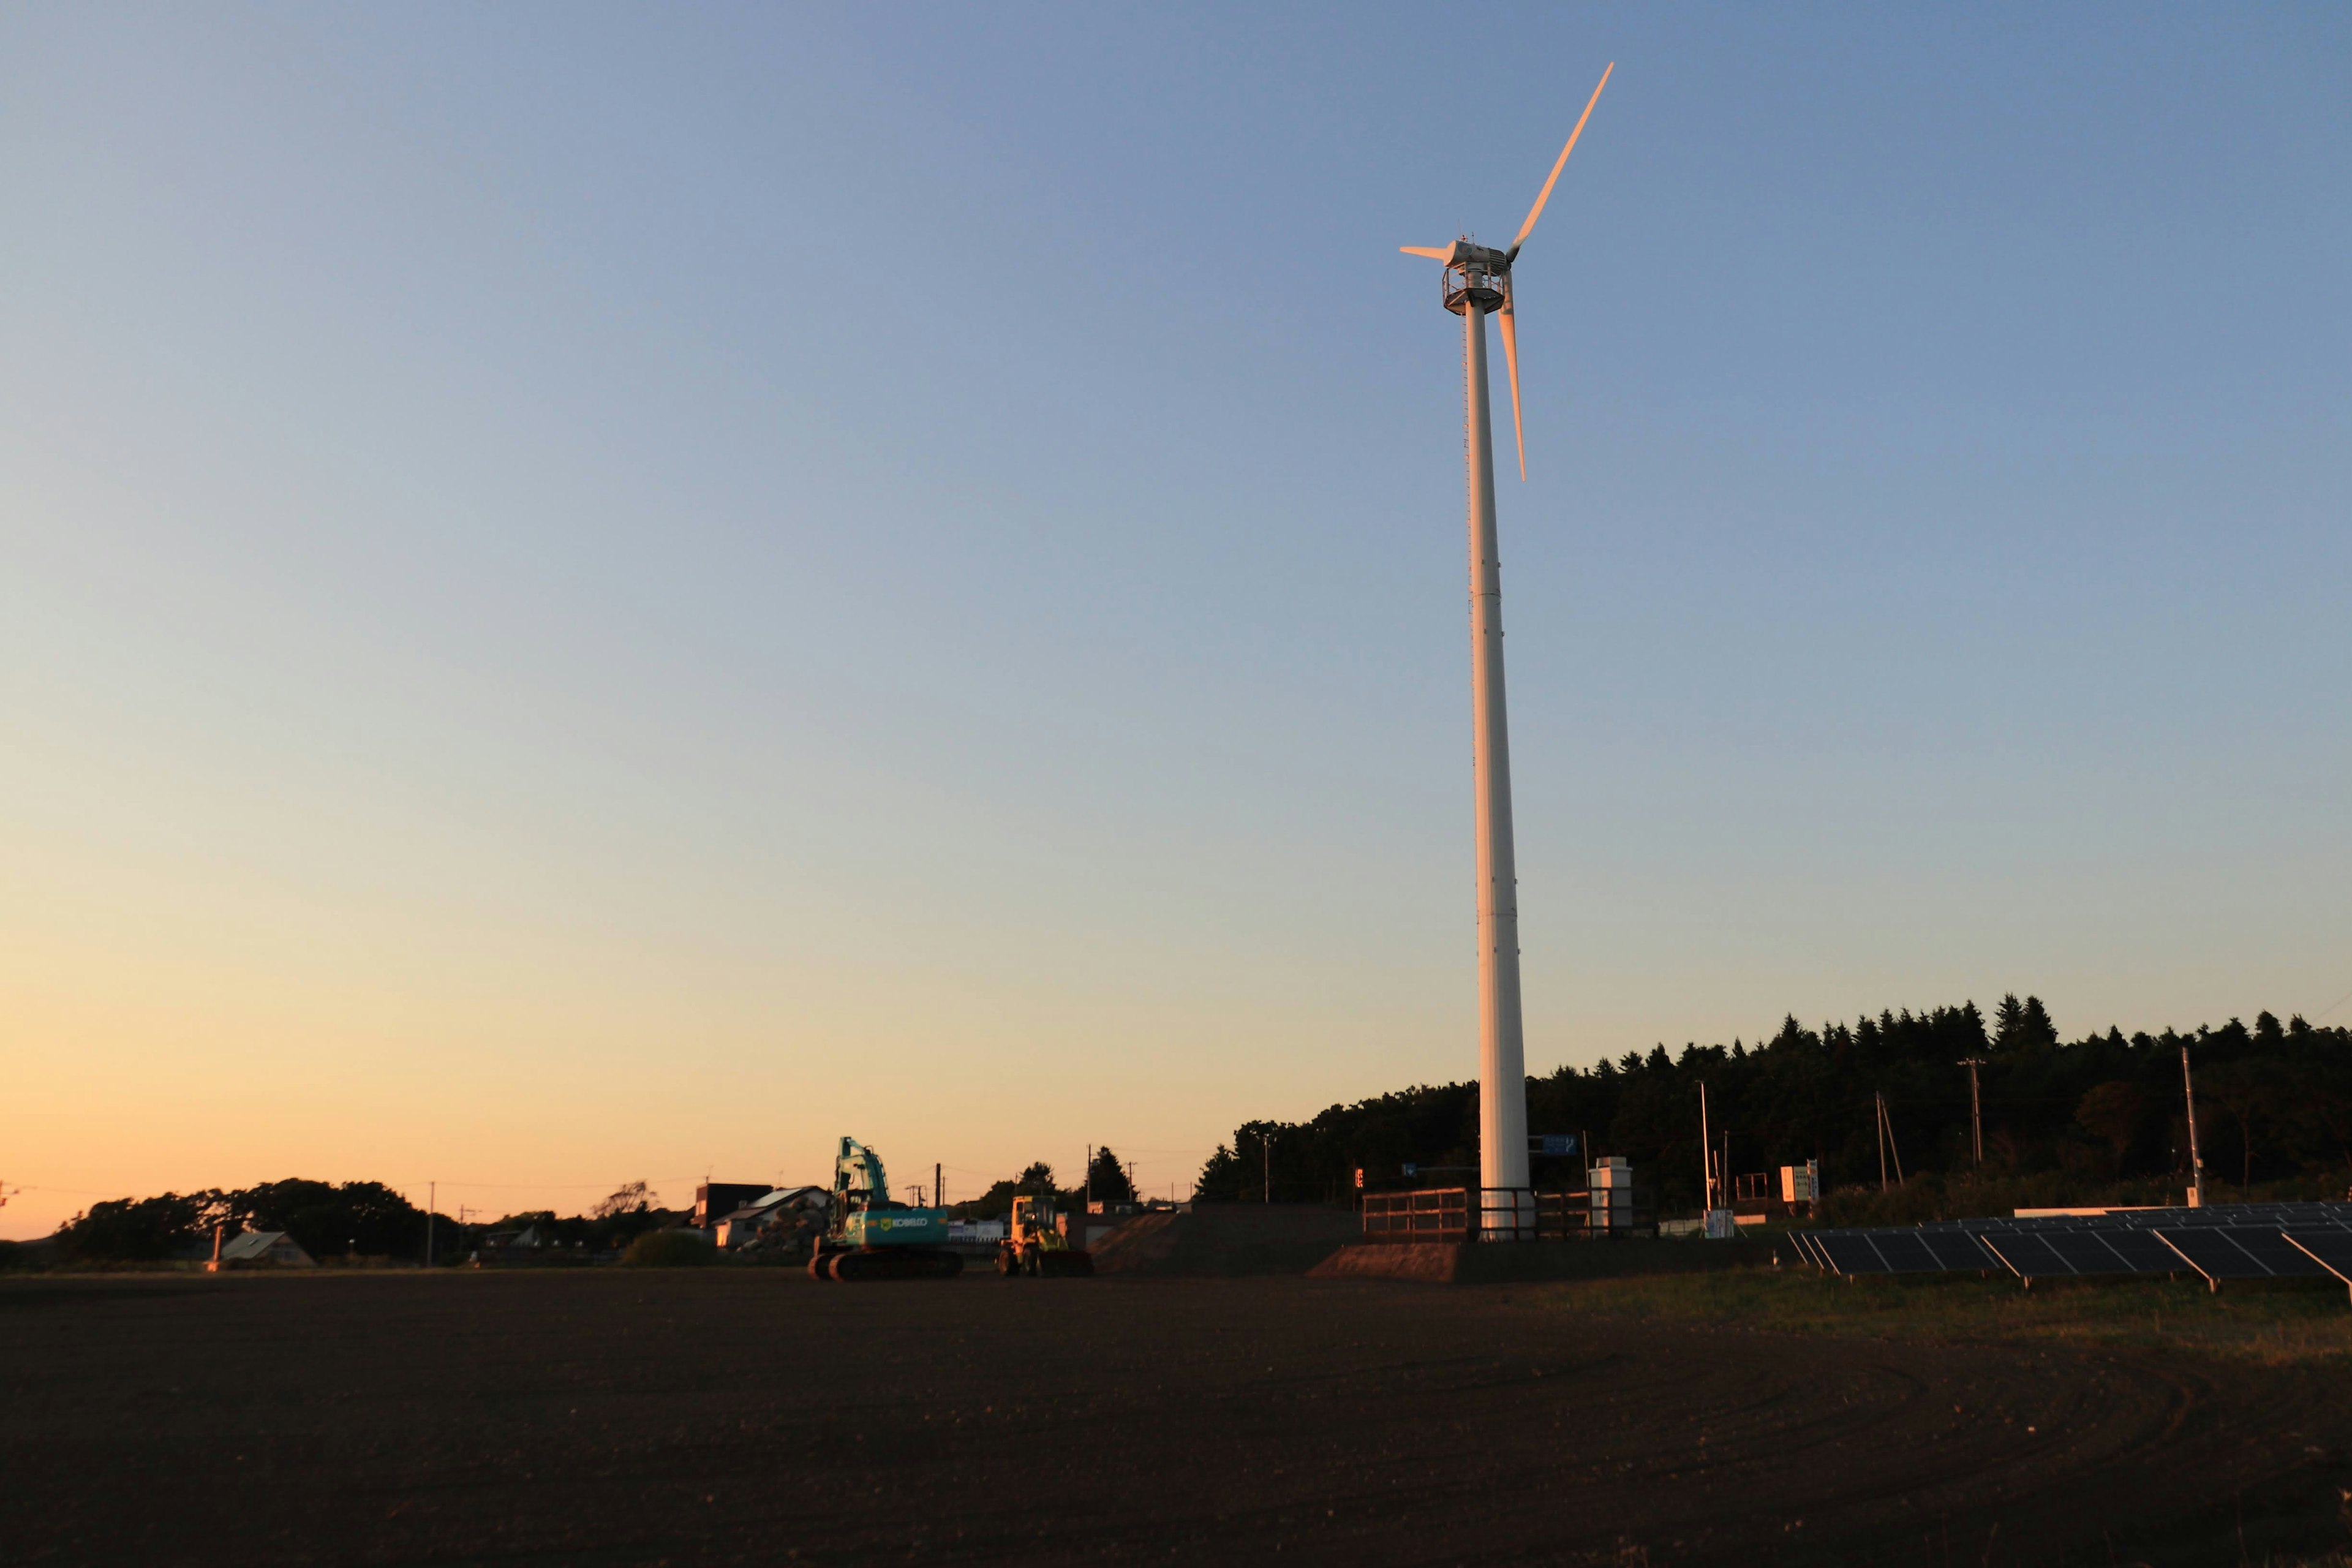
808;1136;963;1281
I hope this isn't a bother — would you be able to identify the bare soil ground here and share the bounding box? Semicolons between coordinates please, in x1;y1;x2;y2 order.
7;1270;2352;1566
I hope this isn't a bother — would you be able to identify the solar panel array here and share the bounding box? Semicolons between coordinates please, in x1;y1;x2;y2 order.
1786;1202;2352;1291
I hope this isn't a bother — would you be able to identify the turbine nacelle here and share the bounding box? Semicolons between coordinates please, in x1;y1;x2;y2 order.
1429;243;1513;317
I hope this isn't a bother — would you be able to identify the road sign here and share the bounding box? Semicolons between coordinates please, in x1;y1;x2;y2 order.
1353;1168;1364;1189
1402;1163;1418;1178
1531;1134;1578;1156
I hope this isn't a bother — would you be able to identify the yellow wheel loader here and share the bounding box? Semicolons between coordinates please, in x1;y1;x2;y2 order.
995;1193;1093;1278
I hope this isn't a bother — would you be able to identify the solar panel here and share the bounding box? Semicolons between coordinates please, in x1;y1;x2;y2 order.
1789;1204;2352;1284
2041;1228;2183;1275
1817;1227;1996;1270
1919;1231;2000;1270
1978;1233;2086;1280
2155;1227;2330;1281
1864;1232;1953;1273
1811;1232;1896;1275
2162;1202;2352;1229
2284;1231;2352;1294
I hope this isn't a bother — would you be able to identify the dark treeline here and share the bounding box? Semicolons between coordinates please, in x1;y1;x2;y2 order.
1196;997;2352;1215
50;1178;680;1265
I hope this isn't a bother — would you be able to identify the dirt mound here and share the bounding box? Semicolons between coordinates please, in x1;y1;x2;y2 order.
1088;1204;1359;1276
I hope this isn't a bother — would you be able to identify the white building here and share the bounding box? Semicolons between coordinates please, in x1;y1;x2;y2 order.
214;1230;315;1268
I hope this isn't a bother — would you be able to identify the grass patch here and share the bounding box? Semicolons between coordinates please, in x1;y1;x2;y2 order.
1532;1265;2352;1366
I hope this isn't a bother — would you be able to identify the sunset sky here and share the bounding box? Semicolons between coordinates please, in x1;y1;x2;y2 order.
5;6;2349;1239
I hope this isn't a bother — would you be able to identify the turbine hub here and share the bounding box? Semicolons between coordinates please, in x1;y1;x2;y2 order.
1442;242;1510;316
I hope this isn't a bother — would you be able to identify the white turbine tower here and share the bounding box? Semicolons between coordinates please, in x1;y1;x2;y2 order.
1401;64;1611;1239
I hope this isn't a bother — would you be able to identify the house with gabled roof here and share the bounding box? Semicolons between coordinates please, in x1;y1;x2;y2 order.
211;1230;315;1269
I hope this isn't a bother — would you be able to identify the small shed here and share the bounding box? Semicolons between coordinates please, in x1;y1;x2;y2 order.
216;1230;315;1268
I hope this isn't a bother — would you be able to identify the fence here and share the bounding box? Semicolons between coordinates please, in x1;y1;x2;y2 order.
1361;1187;1646;1243
1361;1187;1472;1242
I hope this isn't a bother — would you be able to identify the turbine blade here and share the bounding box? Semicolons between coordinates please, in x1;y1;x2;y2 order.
1498;295;1526;481
1399;245;1453;260
1509;62;1613;256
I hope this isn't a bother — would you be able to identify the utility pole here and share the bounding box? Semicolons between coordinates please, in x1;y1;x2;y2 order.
1958;1059;1986;1170
933;1163;941;1210
1874;1092;1905;1188
1698;1082;1713;1210
1262;1132;1271;1205
2181;1043;2206;1207
426;1181;435;1270
1875;1093;1890;1192
1085;1144;1093;1210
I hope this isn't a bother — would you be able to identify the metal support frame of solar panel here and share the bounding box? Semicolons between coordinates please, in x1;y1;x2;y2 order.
2154;1227;2331;1286
1807;1232;1896;1275
1978;1227;2184;1283
2283;1232;2352;1302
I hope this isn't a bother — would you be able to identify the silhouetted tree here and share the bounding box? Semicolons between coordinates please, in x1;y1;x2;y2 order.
1084;1146;1136;1204
1196;998;2352;1209
2075;1081;2147;1175
58;1193;213;1261
592;1181;655;1220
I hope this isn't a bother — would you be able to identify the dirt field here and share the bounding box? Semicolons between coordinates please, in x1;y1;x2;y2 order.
7;1270;2352;1566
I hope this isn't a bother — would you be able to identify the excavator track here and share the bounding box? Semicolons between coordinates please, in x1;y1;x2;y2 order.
816;1247;963;1282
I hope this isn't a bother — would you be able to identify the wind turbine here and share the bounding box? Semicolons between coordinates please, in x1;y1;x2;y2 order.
1401;63;1611;1238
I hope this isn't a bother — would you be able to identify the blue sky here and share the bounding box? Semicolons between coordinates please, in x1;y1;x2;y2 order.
3;4;2347;1233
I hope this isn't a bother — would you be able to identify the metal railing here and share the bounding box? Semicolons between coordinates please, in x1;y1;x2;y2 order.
1361;1187;1473;1241
1362;1187;1651;1243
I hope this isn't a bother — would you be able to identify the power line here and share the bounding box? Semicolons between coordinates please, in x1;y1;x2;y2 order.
405;1175;705;1191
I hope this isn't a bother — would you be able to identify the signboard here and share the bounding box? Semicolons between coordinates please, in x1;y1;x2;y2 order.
1353;1168;1365;1189
1530;1134;1578;1156
1401;1163;1418;1178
